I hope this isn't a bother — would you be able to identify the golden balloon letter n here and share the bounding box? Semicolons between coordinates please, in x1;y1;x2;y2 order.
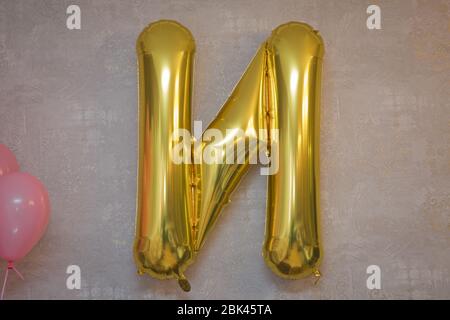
134;20;324;291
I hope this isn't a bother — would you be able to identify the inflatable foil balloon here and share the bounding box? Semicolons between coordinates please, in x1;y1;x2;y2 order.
134;20;324;291
0;144;51;299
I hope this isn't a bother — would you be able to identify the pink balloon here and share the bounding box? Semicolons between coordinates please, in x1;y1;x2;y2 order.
0;172;50;262
0;144;20;177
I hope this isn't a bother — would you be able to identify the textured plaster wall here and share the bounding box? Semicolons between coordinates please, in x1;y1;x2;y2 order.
0;0;449;299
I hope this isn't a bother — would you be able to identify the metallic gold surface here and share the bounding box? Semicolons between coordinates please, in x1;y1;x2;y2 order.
134;20;324;289
134;20;195;291
263;23;324;278
193;44;268;250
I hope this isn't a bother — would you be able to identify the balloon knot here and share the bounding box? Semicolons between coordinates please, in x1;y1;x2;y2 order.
313;269;321;285
178;278;191;292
